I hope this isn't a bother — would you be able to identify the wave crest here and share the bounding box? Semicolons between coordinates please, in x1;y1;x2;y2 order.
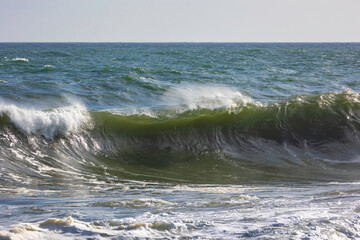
5;57;29;62
162;85;253;112
0;103;91;139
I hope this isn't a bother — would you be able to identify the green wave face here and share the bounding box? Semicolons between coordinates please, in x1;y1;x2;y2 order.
1;91;360;184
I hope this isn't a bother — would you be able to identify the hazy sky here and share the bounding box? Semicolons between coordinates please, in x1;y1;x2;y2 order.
1;0;359;42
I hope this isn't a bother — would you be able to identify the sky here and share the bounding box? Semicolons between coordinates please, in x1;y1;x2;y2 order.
1;0;359;42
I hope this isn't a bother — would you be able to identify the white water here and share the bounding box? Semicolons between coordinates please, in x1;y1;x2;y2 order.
0;182;359;239
5;58;29;62
43;65;55;69
0;103;91;139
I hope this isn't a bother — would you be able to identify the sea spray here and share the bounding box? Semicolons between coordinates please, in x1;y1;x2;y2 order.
0;103;91;139
162;84;253;112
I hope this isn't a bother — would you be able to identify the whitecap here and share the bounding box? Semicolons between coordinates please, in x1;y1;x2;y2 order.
6;57;29;62
43;65;55;68
0;103;91;139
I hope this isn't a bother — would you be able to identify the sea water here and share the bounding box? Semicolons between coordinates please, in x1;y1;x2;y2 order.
0;43;360;239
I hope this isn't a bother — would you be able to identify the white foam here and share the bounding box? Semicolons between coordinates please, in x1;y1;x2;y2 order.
171;184;248;193
0;217;115;240
2;182;360;239
162;84;253;111
6;58;29;62
0;103;91;139
92;198;173;208
43;65;55;68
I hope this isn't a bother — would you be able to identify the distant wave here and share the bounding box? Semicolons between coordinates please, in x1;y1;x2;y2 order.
5;57;29;62
44;64;55;69
39;65;56;72
41;50;71;57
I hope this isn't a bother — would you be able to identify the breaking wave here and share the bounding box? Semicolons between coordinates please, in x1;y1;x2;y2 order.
0;103;90;139
1;90;360;184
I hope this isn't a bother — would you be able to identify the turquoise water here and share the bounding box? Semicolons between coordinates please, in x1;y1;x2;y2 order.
0;43;360;239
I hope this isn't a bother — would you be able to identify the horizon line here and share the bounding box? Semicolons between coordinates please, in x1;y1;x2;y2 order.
0;41;359;44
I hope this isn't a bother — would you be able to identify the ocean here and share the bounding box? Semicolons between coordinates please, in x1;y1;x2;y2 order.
0;43;359;239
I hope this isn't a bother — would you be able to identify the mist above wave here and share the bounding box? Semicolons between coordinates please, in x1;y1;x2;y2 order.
162;84;253;111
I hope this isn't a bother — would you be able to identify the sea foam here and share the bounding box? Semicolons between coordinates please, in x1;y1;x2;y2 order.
43;65;55;69
0;103;91;139
6;57;29;62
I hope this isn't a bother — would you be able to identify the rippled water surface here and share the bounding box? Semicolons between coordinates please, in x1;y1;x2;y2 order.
0;43;360;239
